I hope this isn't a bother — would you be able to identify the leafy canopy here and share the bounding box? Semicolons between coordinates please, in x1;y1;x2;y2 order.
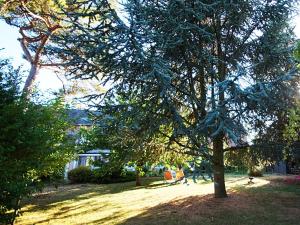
50;0;299;197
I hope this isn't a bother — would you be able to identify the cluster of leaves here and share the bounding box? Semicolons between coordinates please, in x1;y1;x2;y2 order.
295;41;300;63
283;101;300;162
0;58;75;224
225;143;284;173
80;91;194;185
0;0;68;65
53;0;297;147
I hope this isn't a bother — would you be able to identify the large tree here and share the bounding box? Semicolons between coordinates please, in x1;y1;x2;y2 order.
53;0;298;198
0;58;75;224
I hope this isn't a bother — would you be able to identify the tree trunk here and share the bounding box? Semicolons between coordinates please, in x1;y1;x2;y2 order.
22;63;39;98
135;170;142;186
10;196;21;225
213;136;227;198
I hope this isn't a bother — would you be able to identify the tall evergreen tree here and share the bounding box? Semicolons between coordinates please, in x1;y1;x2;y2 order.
53;0;298;198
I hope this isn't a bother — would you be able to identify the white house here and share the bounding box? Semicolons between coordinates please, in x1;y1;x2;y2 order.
64;109;110;179
64;149;110;179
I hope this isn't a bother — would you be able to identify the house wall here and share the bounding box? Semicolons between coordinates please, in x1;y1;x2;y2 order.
64;150;110;179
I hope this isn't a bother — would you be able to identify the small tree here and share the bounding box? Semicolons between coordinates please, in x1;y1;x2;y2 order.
0;58;75;224
295;41;300;62
283;102;300;163
83;95;168;186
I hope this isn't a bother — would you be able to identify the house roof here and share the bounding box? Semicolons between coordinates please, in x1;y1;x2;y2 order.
68;109;91;126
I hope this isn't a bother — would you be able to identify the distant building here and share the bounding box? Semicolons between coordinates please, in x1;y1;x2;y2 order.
64;109;110;179
64;149;110;179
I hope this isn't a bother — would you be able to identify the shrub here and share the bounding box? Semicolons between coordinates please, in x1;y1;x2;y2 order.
67;166;137;184
122;171;136;180
92;168;136;184
67;166;93;183
248;169;263;177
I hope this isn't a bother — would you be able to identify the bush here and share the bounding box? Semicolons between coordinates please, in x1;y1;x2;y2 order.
122;171;136;180
285;176;300;185
67;166;93;183
248;169;263;177
67;166;137;184
92;168;136;184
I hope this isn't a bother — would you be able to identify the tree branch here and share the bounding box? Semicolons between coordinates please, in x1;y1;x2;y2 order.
223;142;285;152
18;38;33;63
39;62;68;67
20;0;50;27
33;35;49;63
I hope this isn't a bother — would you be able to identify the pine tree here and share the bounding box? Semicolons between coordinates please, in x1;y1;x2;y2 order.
54;0;298;198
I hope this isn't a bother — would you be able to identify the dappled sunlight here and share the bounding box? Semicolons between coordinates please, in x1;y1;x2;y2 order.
228;177;271;188
15;176;299;225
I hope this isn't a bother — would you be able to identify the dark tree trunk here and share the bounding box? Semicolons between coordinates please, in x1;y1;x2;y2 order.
135;170;142;186
10;196;21;225
213;137;227;198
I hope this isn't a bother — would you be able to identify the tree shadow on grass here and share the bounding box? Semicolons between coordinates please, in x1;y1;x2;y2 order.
117;194;255;225
21;177;164;214
27;205;109;224
117;180;300;225
19;177;300;225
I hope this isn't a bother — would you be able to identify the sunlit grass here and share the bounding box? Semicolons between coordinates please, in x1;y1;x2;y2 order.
16;175;300;225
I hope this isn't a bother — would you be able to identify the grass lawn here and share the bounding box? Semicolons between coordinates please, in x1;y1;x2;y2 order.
16;175;300;225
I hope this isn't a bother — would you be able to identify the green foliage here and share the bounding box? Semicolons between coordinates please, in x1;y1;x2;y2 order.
284;103;300;143
0;0;83;95
51;0;298;196
0;58;75;224
55;0;298;152
93;169;136;184
67;166;136;184
295;41;300;63
0;0;68;37
81;95;173;185
225;142;284;174
283;102;300;161
0;58;21;103
67;166;93;183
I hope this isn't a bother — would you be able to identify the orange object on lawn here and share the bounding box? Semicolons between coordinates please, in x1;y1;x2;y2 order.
176;170;184;181
164;171;173;180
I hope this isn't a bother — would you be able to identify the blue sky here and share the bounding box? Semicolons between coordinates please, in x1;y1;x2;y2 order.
0;11;299;94
0;21;63;93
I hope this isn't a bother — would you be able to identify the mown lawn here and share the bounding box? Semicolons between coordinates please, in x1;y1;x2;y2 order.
16;175;300;225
